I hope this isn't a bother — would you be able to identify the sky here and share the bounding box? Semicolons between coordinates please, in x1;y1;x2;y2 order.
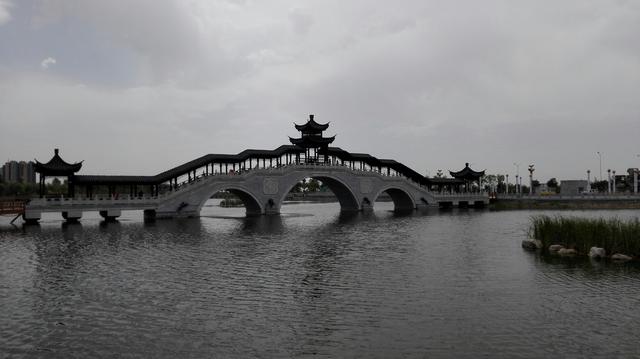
0;0;638;182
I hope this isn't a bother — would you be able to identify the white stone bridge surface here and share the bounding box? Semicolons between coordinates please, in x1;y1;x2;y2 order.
24;163;488;222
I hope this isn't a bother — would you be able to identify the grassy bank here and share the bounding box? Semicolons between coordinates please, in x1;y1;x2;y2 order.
530;215;640;256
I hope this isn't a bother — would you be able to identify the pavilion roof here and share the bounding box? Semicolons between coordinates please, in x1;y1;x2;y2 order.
34;149;83;176
449;163;485;180
289;135;336;147
294;115;330;132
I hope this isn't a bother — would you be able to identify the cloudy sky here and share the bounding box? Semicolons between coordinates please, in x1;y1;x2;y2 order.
0;0;638;181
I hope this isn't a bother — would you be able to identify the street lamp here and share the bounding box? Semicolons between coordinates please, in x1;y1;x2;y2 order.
635;154;640;194
513;162;520;194
607;169;611;193
596;152;603;182
586;170;591;193
505;174;509;194
528;164;535;196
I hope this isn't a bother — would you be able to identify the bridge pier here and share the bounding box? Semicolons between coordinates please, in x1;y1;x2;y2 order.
143;209;156;222
361;197;373;212
62;210;82;223
99;209;121;222
22;209;41;224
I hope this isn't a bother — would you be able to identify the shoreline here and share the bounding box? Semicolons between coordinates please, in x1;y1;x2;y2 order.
492;198;640;210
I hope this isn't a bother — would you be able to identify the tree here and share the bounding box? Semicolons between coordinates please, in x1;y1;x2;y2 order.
547;178;558;188
532;180;540;194
592;180;608;193
306;178;320;192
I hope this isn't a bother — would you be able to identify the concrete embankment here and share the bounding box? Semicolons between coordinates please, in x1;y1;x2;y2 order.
493;196;640;210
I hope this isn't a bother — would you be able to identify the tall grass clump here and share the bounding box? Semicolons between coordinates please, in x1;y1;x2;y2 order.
530;215;640;256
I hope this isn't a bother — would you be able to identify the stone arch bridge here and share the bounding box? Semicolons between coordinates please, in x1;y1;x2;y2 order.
24;117;488;223
25;163;488;222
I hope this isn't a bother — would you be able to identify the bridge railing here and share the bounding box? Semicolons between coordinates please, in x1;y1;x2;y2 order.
28;196;159;207
0;199;26;215
433;192;488;198
163;161;488;199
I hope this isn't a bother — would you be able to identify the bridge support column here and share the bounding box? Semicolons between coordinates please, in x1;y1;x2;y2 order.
22;210;41;224
62;210;82;223
144;209;156;222
416;200;429;210
99;209;121;222
361;197;373;212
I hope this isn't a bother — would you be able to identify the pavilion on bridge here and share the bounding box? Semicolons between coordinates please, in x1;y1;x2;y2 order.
289;114;335;163
34;149;83;198
32;116;484;199
449;163;485;192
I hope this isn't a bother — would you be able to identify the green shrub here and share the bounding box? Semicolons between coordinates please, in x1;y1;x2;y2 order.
530;215;640;256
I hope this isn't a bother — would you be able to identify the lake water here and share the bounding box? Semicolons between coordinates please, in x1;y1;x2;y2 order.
1;201;640;358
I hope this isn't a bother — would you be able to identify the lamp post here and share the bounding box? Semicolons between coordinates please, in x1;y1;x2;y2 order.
586;170;591;193
607;169;611;193
612;170;616;193
597;152;603;182
528;164;535;196
636;155;640;195
505;174;509;194
513;162;520;195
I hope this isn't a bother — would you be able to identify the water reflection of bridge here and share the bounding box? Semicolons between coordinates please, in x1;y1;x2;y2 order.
24;116;488;223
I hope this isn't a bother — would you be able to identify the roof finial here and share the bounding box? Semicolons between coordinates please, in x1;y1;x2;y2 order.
309;114;314;121
55;148;59;156
465;162;469;167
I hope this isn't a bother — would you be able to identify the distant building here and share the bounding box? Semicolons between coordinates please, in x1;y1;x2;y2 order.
1;161;36;183
560;180;588;195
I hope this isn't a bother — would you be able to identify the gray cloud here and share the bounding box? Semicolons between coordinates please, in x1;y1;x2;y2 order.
0;0;11;25
0;0;638;182
40;56;56;69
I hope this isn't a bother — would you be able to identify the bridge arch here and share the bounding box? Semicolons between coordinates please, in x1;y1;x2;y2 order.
195;184;263;216
277;173;360;212
372;186;416;212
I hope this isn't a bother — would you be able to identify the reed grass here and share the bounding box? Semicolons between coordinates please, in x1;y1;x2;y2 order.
530;215;640;256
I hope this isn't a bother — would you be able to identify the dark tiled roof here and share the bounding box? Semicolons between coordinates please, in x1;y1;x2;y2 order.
74;145;444;188
289;135;336;147
74;145;304;185
449;163;485;180
294;115;330;132
34;149;83;176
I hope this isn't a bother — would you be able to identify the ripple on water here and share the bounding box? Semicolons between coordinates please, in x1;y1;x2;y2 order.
1;206;640;358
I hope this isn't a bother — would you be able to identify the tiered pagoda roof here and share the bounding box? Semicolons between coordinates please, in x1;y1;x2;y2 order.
294;114;330;133
449;163;485;180
34;149;83;176
289;114;335;148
